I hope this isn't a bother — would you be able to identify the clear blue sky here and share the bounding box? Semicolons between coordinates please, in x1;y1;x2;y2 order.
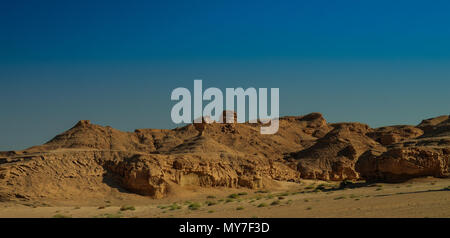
1;0;450;150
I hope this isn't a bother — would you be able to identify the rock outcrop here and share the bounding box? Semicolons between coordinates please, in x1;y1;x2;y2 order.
287;122;385;180
356;147;450;182
1;113;449;201
366;125;423;145
356;115;450;182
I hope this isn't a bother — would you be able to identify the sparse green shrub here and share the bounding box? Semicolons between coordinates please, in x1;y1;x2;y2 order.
257;203;268;208
169;203;182;210
270;200;280;206
205;201;217;206
236;206;244;210
53;214;71;218
188;202;201;210
228;193;239;199
120;205;136;211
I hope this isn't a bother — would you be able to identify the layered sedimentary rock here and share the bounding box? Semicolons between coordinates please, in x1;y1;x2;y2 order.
356;147;449;182
286;122;385;180
366;125;423;146
1;113;449;201
356;115;450;182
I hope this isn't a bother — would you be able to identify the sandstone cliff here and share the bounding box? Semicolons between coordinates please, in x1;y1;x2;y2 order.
1;113;449;201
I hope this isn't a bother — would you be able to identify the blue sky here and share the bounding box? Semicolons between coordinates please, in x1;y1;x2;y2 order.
1;0;450;150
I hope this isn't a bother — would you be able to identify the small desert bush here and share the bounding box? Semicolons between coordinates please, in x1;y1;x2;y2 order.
257;203;268;208
169;203;182;210
238;192;248;196
236;206;244;210
205;201;217;206
188;202;201;210
334;196;346;200
270;200;280;206
120;205;136;211
206;195;216;199
228;193;239;199
265;194;274;199
53;214;71;218
225;198;234;203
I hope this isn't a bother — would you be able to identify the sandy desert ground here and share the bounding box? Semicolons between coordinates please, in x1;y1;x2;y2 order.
1;177;448;218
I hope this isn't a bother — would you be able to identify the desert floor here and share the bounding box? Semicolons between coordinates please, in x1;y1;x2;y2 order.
1;177;449;218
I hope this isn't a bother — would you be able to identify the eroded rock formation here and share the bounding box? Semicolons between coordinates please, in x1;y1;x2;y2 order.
1;113;449;201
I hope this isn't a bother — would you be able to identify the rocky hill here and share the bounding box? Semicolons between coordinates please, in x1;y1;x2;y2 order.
0;113;449;202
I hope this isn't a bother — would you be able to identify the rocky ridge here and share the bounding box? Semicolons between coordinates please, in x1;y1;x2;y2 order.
1;113;449;201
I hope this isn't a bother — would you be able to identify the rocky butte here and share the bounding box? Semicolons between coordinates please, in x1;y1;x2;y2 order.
0;112;449;202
